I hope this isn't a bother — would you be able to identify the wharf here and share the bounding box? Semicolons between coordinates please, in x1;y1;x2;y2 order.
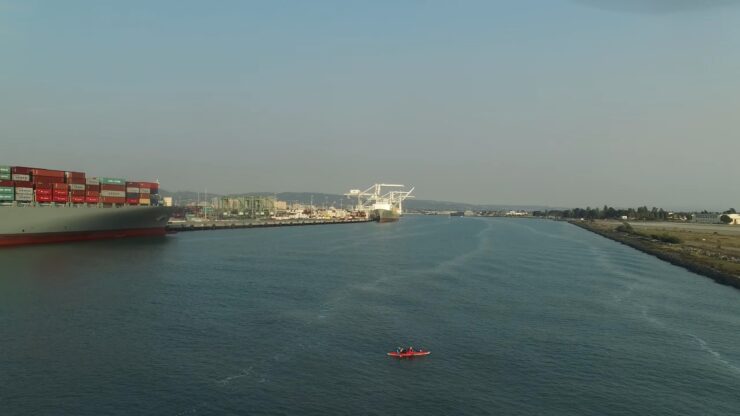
166;218;372;232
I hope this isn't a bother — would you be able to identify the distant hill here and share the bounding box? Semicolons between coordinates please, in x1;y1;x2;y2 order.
160;189;553;212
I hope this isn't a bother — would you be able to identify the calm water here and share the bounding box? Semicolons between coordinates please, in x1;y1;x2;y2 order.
2;216;739;415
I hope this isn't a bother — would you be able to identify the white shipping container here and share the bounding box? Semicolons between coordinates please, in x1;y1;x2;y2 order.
69;184;85;191
100;190;125;198
15;187;33;194
86;178;101;185
14;194;33;201
139;188;151;194
12;174;30;181
126;187;140;193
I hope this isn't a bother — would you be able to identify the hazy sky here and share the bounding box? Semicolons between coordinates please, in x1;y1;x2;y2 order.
1;0;738;210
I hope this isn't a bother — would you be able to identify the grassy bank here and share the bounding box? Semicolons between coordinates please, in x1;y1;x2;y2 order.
570;220;740;290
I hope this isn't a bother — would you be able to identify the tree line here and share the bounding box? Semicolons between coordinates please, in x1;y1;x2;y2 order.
533;205;683;221
534;206;736;221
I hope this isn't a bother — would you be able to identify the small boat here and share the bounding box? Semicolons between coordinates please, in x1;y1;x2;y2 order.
387;348;430;358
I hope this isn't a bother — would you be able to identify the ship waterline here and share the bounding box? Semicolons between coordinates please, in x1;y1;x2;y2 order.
0;205;171;247
373;208;400;223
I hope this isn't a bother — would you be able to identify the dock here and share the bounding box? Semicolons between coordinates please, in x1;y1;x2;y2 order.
166;218;372;232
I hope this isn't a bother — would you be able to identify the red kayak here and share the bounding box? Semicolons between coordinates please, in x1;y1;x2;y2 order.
387;350;430;358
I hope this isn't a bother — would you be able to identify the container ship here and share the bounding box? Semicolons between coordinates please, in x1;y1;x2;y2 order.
345;183;414;223
0;165;171;247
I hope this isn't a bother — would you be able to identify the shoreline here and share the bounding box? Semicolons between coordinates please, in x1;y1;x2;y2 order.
569;220;740;290
166;218;373;232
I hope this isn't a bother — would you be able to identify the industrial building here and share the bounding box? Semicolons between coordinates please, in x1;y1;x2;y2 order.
724;213;740;225
692;213;721;224
692;212;740;225
216;196;278;219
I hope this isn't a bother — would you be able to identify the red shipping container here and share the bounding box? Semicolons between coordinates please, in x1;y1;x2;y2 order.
126;198;139;205
86;190;100;197
85;196;100;203
71;190;86;196
36;195;52;202
34;175;65;184
53;183;69;190
65;171;86;179
12;166;32;175
0;180;12;186
11;173;31;181
71;196;85;203
86;184;100;191
13;181;33;188
136;181;158;189
66;177;86;185
53;197;68;203
100;184;125;191
35;183;53;189
35;189;52;196
31;169;65;178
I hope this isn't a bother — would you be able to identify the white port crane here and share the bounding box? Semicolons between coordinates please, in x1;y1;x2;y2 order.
345;183;415;213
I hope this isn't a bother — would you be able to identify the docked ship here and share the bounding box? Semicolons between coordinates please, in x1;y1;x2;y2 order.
345;184;414;223
0;165;171;247
373;205;401;223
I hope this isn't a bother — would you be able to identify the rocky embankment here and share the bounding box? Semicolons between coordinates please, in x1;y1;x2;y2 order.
570;221;740;290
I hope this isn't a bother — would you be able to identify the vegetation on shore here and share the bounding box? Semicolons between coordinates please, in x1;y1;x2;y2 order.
535;205;684;221
571;220;740;290
534;206;736;222
614;222;682;244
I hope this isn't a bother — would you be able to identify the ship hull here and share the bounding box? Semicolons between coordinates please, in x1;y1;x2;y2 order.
0;205;171;247
373;209;400;223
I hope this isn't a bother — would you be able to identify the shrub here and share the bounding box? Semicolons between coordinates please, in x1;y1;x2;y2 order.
650;233;682;244
615;222;634;234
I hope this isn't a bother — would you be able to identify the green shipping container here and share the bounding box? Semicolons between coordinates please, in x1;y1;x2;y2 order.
0;173;10;180
100;177;126;185
0;165;10;173
0;194;13;200
0;186;13;194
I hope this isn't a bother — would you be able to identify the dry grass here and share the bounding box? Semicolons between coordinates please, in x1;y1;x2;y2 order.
587;221;740;276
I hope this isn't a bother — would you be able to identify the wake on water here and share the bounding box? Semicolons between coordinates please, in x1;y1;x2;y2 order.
316;219;496;320
641;306;740;376
689;334;740;375
216;366;254;385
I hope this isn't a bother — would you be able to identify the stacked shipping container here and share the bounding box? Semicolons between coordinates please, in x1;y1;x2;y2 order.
0;165;160;206
0;166;11;202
